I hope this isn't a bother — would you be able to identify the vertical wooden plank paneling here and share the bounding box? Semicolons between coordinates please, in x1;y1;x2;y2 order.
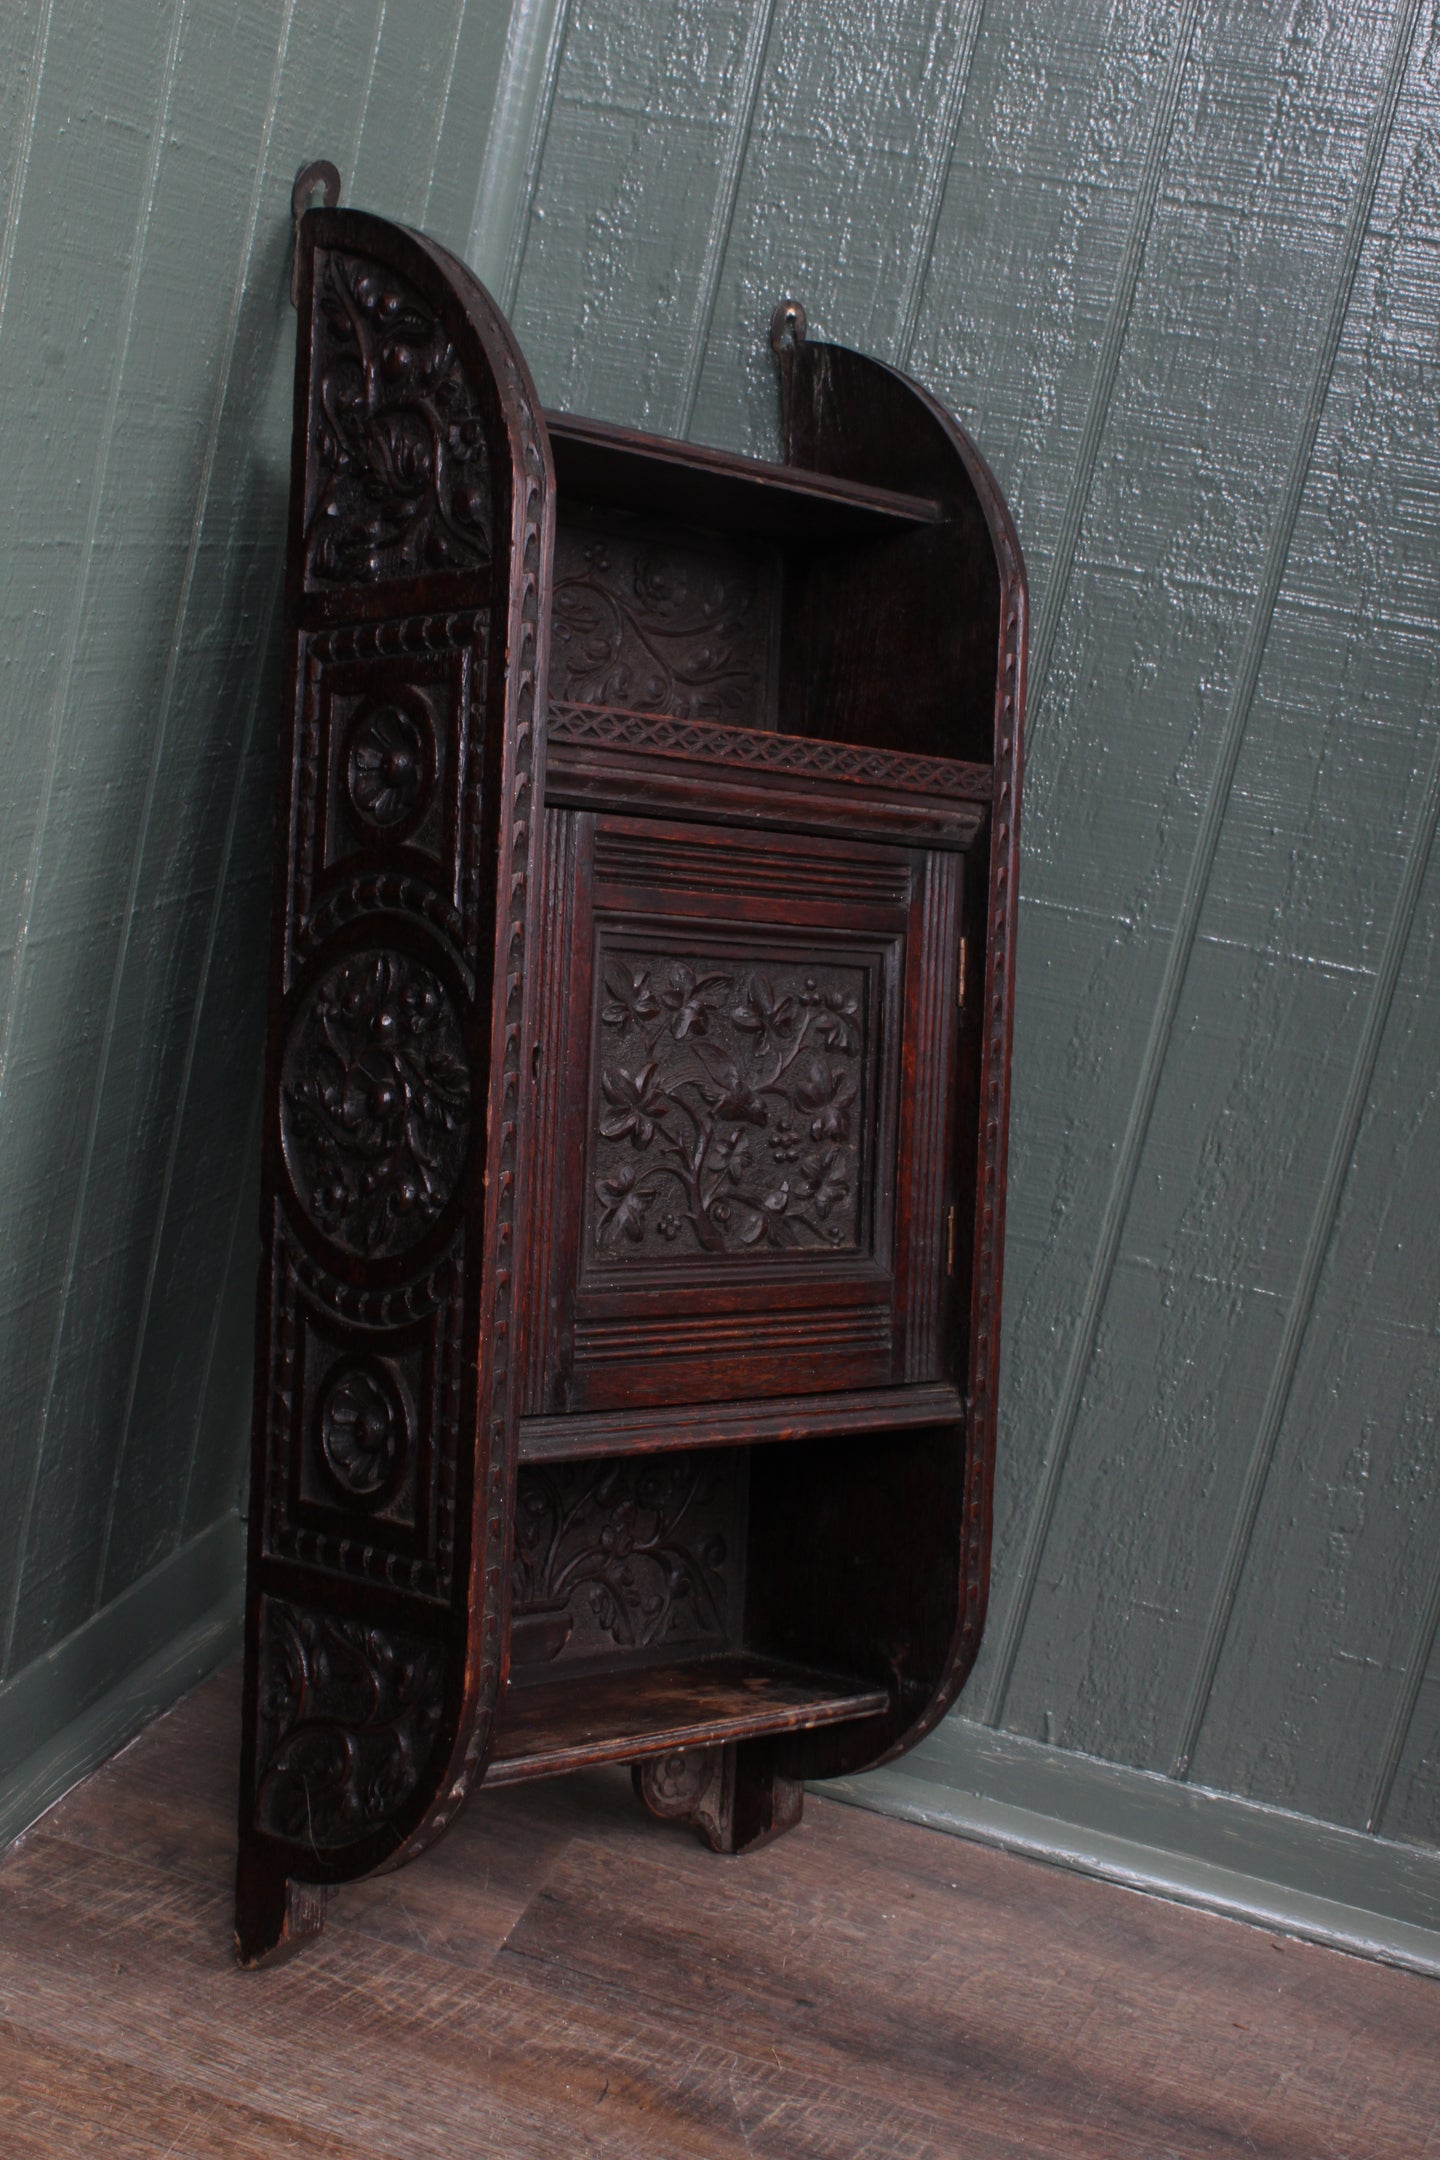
122;0;481;1580
349;0;467;223
91;0;437;1615
102;0;512;1608
4;0;306;1679
0;0;193;1677
424;0;515;252
468;0;571;298
1189;760;1440;1827
508;0;772;426
684;0;988;458
1383;1619;1440;1845
0;4;51;332
981;0;1413;1761
0;0;519;1765
1171;16;1440;1832
885;0;1215;1709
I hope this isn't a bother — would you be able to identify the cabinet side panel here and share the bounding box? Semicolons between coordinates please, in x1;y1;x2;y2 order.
772;335;1027;1774
236;210;553;1948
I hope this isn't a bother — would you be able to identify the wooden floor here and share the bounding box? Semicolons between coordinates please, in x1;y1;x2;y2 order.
0;1667;1434;2158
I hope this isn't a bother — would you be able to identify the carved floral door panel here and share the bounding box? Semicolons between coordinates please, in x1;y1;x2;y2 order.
523;803;965;1416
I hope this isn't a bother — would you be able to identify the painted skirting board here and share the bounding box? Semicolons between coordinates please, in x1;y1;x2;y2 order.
823;1715;1440;1979
0;1514;244;1850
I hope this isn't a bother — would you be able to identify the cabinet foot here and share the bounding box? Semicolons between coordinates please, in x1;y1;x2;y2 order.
234;1847;327;1969
633;1739;803;1855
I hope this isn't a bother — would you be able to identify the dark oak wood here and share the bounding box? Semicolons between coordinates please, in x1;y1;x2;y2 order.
517;1379;964;1462
489;1655;889;1782
545;407;945;535
7;1668;1438;2160
235;175;1026;1962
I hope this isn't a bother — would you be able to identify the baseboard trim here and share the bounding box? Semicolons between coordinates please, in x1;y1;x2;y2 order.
0;1515;244;1850
821;1716;1440;1979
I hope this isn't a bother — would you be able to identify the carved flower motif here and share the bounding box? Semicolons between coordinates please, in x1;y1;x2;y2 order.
599;1063;670;1148
661;964;730;1040
346;700;432;830
304;252;490;585
318;1362;404;1500
510;1459;732;1660
694;1045;768;1126
768;1115;801;1165
799;1148;850;1222
647;1750;711;1807
601;966;661;1033
282;951;469;1256
731;974;797;1053
795;1059;857;1144
814;986;861;1053
711;1129;750;1182
255;1604;442;1848
595;1163;654;1244
740;1181;795;1247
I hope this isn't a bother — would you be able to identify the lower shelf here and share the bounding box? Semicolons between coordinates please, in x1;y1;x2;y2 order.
485;1653;889;1786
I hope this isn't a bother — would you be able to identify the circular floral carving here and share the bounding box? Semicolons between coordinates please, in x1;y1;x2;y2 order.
344;694;435;834
651;1753;708;1805
647;1749;712;1809
282;950;470;1257
317;1359;407;1501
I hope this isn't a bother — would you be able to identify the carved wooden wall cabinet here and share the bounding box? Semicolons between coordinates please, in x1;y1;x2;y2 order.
234;167;1026;1966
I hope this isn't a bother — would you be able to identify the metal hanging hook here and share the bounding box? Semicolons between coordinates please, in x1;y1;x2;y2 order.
291;159;342;307
769;298;808;354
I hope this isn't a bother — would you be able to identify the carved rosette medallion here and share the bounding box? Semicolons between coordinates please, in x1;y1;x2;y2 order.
281;950;470;1258
254;1600;444;1849
644;1749;718;1811
305;249;492;585
343;691;437;836
316;1357;408;1503
589;952;868;1259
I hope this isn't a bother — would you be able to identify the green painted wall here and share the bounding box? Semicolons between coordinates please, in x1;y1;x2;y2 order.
0;0;513;1830
487;0;1440;1861
1;0;1435;1909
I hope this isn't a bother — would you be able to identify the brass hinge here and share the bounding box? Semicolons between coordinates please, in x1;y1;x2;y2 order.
957;935;967;1009
946;1205;957;1275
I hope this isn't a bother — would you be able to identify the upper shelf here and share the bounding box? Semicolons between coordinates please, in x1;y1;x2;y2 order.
544;410;945;540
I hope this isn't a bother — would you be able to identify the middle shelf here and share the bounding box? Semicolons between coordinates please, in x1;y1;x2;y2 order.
517;1380;964;1464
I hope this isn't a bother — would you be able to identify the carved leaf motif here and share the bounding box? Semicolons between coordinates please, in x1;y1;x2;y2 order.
590;951;868;1258
511;1459;734;1662
551;531;768;719
305;251;491;585
282;950;470;1257
254;1602;443;1849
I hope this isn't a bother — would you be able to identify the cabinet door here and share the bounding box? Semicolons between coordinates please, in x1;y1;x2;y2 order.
524;806;964;1415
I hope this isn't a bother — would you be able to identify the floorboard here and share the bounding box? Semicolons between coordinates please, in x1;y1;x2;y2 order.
0;1665;1434;2158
